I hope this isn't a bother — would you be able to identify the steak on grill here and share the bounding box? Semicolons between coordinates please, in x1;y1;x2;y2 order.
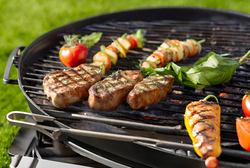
126;75;175;110
88;70;143;111
43;64;102;109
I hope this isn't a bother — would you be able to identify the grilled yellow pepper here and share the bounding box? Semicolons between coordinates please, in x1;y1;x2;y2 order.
184;95;222;159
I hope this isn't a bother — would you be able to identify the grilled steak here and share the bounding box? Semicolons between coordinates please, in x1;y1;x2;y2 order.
88;70;143;111
184;100;221;159
43;64;102;109
126;75;175;110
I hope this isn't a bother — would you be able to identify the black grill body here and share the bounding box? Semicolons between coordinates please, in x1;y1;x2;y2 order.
5;7;250;168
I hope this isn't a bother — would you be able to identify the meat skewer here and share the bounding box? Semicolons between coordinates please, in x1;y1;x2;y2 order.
43;64;102;109
88;70;143;111
141;39;205;69
184;95;222;159
126;75;175;110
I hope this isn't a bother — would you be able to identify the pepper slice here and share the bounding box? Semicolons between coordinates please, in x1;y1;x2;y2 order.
184;95;221;159
236;117;250;152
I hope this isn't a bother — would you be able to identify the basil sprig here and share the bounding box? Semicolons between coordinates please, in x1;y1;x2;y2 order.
63;32;102;49
81;32;102;49
141;51;250;90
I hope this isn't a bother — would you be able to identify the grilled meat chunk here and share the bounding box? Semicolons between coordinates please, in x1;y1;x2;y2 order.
88;70;143;111
126;75;174;110
43;64;102;109
184;100;221;159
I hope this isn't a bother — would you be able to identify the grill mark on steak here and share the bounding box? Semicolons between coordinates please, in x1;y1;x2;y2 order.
43;64;102;109
95;71;136;97
94;75;131;97
50;70;79;91
126;75;175;110
88;70;143;111
135;77;166;92
52;66;98;90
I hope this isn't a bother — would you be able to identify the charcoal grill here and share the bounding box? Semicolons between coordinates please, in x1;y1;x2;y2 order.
4;7;250;168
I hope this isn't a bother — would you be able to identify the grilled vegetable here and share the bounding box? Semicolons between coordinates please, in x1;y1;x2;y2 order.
100;45;118;65
111;39;127;57
184;95;221;159
118;37;131;51
141;39;205;69
106;45;119;54
236;117;250;152
111;29;146;57
92;29;146;73
126;34;138;49
127;75;174;110
141;50;250;90
43;64;102;109
92;51;111;71
59;33;102;67
127;29;147;49
242;91;250;117
88;70;143;111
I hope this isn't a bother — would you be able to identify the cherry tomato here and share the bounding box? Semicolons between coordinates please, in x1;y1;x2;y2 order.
242;91;250;117
126;35;138;49
59;43;88;67
205;156;219;168
236;117;250;152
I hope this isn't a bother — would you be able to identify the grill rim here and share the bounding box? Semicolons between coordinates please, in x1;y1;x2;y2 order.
11;7;250;167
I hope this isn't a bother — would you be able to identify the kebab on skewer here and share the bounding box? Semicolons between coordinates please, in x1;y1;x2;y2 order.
141;39;205;69
90;29;147;74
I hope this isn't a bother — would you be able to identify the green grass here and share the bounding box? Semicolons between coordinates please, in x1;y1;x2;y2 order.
0;0;249;167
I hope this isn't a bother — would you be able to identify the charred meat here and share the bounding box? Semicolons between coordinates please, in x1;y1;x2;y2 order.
43;64;102;109
126;75;175;110
88;70;143;111
184;99;221;159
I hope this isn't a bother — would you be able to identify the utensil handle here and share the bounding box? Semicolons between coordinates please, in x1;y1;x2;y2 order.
3;46;25;84
7;111;57;139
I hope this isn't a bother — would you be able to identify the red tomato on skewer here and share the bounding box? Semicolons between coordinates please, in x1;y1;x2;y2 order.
126;35;138;49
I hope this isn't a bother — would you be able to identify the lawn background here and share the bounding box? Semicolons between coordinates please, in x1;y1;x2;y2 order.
0;0;249;167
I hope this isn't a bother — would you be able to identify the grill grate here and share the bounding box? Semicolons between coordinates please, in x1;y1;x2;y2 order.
21;19;250;166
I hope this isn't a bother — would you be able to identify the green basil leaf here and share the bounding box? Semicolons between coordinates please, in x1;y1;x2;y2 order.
81;32;102;49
